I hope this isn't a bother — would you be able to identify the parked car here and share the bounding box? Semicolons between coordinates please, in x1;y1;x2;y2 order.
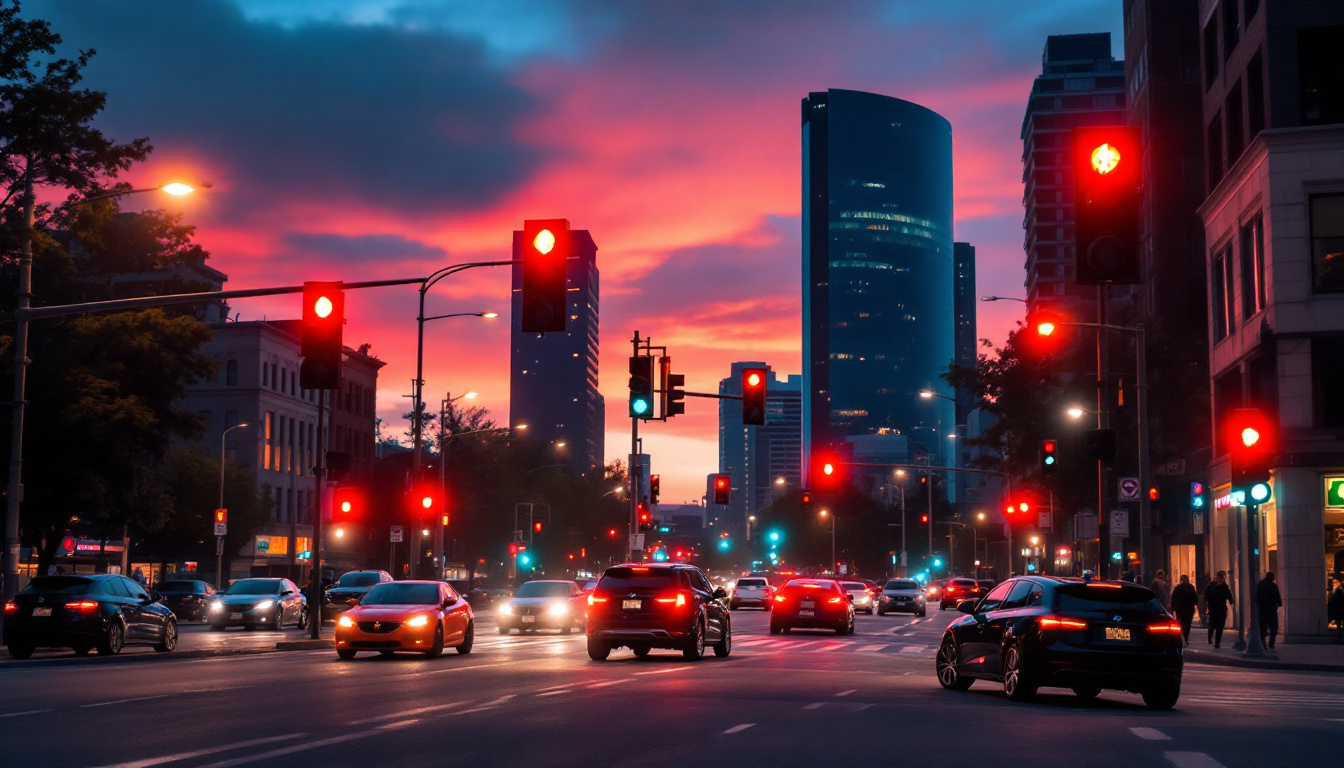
770;578;855;635
209;578;307;631
935;576;1183;709
335;580;474;659
498;580;586;634
4;574;177;658
586;563;730;660
323;570;394;622
155;579;217;621
877;578;927;616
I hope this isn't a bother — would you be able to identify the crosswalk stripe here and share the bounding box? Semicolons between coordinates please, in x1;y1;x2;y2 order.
855;645;890;652
900;645;926;653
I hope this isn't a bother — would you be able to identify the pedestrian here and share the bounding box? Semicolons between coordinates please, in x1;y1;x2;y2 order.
132;567;146;585
1204;570;1235;648
1196;572;1211;626
1255;572;1282;650
1149;569;1171;611
1328;578;1344;642
1171;575;1199;644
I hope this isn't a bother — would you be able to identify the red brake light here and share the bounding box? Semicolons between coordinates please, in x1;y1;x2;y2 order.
587;593;606;606
1038;616;1087;631
3;601;15;613
773;595;785;603
655;592;688;607
947;586;957;593
1148;621;1182;634
68;600;99;612
1087;583;1123;589
827;596;843;604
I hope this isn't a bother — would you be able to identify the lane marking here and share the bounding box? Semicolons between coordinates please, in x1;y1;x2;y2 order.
91;733;309;768
417;662;511;676
900;645;926;654
855;644;890;652
537;683;575;692
857;703;876;711
804;703;825;710
1163;752;1227;768
723;723;756;735
536;688;574;697
810;643;844;652
346;700;470;725
0;709;50;719
588;679;632;689
81;695;169;708
199;721;417;768
1131;727;1171;741
835;689;857;697
635;667;694;676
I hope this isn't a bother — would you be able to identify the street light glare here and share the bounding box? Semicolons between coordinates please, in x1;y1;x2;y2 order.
919;391;933;399
1067;407;1084;419
160;182;199;196
482;312;499;318
463;391;478;399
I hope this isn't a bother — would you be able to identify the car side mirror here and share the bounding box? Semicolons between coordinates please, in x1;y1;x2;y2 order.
442;596;458;607
281;590;293;597
713;587;727;599
957;599;978;615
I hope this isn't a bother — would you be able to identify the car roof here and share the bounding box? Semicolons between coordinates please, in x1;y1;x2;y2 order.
522;579;574;585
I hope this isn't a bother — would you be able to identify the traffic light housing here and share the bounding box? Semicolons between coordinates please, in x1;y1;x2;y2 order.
1190;481;1206;510
712;475;730;505
533;520;543;534
1041;439;1058;475
1072;125;1142;284
414;485;438;519
741;367;767;426
661;357;685;418
519;219;569;333
637;502;652;531
1005;499;1031;522
629;355;654;419
299;282;344;390
650;475;661;504
812;449;844;494
800;489;814;508
1227;408;1275;502
332;487;360;523
214;508;227;526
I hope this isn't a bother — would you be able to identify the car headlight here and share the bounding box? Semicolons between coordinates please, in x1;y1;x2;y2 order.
499;604;513;615
338;615;354;628
254;600;274;611
407;614;430;628
548;603;569;617
210;602;223;612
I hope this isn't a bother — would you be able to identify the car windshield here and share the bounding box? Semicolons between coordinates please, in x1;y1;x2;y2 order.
22;576;93;595
361;583;440;605
514;582;572;598
337;572;382;588
841;582;866;591
951;579;978;588
156;582;202;594
1054;584;1164;614
885;580;920;590
226;580;280;595
736;579;766;588
599;567;678;590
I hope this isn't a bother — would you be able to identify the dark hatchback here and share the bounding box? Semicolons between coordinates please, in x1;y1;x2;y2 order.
585;564;731;661
323;570;394;622
4;574;177;659
156;579;217;621
935;576;1183;709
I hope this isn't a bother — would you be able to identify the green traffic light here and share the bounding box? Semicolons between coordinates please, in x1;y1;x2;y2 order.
1249;482;1272;503
1044;456;1055;465
632;398;649;415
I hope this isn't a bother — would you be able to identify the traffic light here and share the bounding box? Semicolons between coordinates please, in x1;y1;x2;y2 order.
1072;125;1142;284
812;449;844;494
637;502;652;531
712;475;730;505
299;282;344;390
414;486;438;519
533;520;544;534
214;508;227;526
920;513;929;524
1190;481;1206;510
661;357;685;418
509;542;518;555
1005;499;1030;521
650;475;661;505
1148;486;1160;502
1041;439;1058;475
326;451;351;482
1227;408;1275;503
519;219;569;333
629;355;654;418
800;489;814;508
741;367;767;426
332;487;360;523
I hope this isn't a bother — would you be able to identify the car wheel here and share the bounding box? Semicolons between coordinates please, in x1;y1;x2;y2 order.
426;624;445;657
337;648;357;660
729;600;739;610
1141;681;1180;711
587;636;610;661
274;607;285;630
154;619;178;653
99;620;125;656
378;650;396;658
714;620;732;658
683;620;705;660
7;643;34;660
632;644;651;658
877;606;886;616
245;624;259;632
936;637;973;691
769;622;782;635
456;622;474;655
1003;645;1036;702
918;609;927;617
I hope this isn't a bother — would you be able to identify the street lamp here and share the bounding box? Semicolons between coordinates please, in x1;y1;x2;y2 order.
980;295;1026;303
4;181;207;600
217;422;250;588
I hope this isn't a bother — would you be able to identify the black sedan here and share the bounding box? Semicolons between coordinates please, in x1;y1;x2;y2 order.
4;574;177;658
323;570;394;622
156;579;217;621
209;578;308;631
935;576;1183;709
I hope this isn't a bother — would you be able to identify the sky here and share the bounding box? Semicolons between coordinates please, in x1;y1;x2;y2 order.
30;0;1123;504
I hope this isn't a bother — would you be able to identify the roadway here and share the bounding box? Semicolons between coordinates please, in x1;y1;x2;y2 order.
0;608;1336;767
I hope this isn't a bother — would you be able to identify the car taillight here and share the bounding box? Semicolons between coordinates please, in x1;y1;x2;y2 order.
947;586;958;593
68;600;100;612
1038;616;1087;630
827;596;843;604
655;592;688;607
587;593;608;606
1148;621;1182;634
3;601;15;613
773;595;786;603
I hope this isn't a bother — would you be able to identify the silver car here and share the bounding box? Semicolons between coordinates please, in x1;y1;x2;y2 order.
842;581;877;615
729;577;773;610
877;578;927;617
497;580;585;634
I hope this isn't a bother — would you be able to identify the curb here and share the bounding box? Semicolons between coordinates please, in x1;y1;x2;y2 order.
0;638;331;670
274;639;332;651
1184;648;1344;673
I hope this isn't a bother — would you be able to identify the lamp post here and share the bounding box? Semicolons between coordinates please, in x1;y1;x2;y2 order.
4;182;205;601
430;391;500;576
820;509;836;576
217;422;250;588
918;390;956;573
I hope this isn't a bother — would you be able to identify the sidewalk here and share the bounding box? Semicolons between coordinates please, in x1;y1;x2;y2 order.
1184;635;1344;672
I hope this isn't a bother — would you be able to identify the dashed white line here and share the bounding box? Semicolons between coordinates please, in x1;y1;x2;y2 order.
1163;752;1227;768
899;645;926;654
1130;727;1171;741
835;689;857;697
635;667;694;675
346;701;470;725
0;709;49;719
804;702;825;710
536;688;573;697
199;721;417;768
723;723;756;735
855;644;890;652
91;734;309;768
81;695;169;708
588;679;632;689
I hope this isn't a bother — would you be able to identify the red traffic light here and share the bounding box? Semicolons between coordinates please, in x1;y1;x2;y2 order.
533;520;544;534
1227;407;1276;497
608;528;618;538
741;367;767;426
920;514;929;524
812;449;844;494
299;282;345;390
519;219;570;333
332;487;361;523
1072;125;1141;284
1149;486;1160;501
214;508;228;525
712;474;730;505
509;542;518;555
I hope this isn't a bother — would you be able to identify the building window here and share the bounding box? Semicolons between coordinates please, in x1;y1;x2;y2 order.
225;359;238;386
1213;245;1235;340
1240;213;1266;317
1299;26;1344;126
1313;338;1344;429
1247;52;1264;139
1203;16;1219;90
1311;194;1344;292
1222;0;1239;61
263;411;274;470
1225;80;1244;163
1207;113;1224;191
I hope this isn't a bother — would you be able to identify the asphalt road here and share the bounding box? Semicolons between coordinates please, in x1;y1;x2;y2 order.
0;607;1336;767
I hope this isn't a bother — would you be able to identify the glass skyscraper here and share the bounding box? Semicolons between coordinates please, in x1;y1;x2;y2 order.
802;89;955;467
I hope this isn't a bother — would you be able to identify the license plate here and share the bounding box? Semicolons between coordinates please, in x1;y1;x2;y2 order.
32;607;51;617
230;612;242;620
522;615;536;623
622;599;641;610
1105;626;1131;641
799;609;814;617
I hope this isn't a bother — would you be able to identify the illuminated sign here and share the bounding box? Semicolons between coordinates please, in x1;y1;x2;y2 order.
1327;477;1344;509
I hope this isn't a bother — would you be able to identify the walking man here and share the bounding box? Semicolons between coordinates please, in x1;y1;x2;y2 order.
1171;575;1199;645
1256;572;1282;650
1149;569;1171;612
1204;570;1235;649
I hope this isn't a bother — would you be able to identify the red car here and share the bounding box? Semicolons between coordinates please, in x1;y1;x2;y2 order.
939;578;985;610
770;579;855;635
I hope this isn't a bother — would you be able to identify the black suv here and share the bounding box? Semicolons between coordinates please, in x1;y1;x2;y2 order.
323;570;394;622
585;563;731;661
935;576;1184;709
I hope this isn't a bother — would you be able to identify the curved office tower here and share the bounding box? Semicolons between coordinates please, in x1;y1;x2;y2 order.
802;89;954;466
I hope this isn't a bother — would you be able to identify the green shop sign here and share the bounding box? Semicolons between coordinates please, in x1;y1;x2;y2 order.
1327;477;1344;508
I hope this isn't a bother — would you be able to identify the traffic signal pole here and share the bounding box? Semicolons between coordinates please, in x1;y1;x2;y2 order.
308;391;326;639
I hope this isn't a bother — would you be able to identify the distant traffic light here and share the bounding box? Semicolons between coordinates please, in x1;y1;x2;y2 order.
712;475;730;505
299;282;344;390
1227;408;1275;503
800;489;814;508
629;355;654;419
661;357;686;418
519;219;569;333
1041;439;1058;475
812;449;844;494
637;502;652;531
332;487;360;523
741;367;767;426
1148;486;1160;502
533;520;544;534
1072;125;1141;284
650;475;661;505
920;513;929;524
1190;481;1206;509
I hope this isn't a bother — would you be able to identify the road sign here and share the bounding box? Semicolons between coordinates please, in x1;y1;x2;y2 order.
1327;477;1344;508
1118;477;1141;501
390;525;404;543
1075;512;1097;539
214;522;227;536
629;533;645;551
1110;508;1129;533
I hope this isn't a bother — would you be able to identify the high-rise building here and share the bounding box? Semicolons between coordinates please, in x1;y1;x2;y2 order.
952;242;978;429
509;229;604;474
1020;34;1129;318
717;364;802;538
802;89;955;469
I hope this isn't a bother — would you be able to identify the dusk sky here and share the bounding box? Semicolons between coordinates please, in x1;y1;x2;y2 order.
32;0;1122;504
